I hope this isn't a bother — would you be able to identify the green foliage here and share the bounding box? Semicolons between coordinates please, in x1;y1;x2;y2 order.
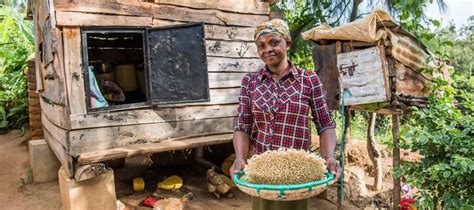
435;17;474;77
0;2;34;131
400;74;474;209
395;6;474;206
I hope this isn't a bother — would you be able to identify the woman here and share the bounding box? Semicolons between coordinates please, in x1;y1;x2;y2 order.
230;19;342;210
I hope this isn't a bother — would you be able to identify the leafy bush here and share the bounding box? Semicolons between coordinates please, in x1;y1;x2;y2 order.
0;3;34;131
400;75;474;209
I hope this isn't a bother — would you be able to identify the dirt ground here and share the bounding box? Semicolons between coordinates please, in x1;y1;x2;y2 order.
0;130;409;210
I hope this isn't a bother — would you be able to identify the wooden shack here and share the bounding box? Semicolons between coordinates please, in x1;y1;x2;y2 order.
29;0;270;179
303;10;446;114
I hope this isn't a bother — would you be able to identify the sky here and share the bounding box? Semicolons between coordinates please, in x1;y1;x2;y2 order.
425;0;473;29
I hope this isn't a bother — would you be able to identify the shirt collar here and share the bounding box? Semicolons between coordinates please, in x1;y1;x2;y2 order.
258;60;301;82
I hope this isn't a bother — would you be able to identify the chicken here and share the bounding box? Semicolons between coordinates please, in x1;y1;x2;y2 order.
206;166;235;198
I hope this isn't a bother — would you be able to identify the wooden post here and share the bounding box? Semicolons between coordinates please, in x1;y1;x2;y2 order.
392;114;401;210
367;112;382;191
344;109;351;163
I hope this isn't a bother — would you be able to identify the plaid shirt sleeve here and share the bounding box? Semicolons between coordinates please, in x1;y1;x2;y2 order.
234;73;253;136
308;72;336;134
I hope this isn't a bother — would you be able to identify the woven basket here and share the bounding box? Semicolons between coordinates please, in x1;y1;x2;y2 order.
233;172;335;201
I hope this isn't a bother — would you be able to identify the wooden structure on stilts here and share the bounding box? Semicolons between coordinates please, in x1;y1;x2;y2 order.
305;9;449;209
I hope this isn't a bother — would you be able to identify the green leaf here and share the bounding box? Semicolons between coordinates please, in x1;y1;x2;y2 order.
431;19;441;27
443;171;451;178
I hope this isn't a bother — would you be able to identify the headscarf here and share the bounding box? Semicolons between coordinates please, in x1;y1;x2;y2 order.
254;19;291;42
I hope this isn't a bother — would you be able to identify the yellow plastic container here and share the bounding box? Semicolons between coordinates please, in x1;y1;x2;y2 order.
158;175;183;190
115;64;138;91
133;177;145;191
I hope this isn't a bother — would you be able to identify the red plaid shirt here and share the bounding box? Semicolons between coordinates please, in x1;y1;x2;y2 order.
235;61;335;154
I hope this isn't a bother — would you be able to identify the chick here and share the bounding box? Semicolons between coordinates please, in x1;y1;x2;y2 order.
206;166;235;198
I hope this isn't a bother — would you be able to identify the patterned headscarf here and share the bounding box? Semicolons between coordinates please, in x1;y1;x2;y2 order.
254;19;291;42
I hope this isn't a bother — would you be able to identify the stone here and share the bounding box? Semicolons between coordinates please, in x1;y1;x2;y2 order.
58;167;117;210
28;139;61;183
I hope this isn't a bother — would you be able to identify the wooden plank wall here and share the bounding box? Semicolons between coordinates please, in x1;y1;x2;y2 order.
34;0;70;129
42;0;268;154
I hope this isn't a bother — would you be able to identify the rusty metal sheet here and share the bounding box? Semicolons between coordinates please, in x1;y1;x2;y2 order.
146;23;209;104
337;46;390;106
388;31;430;74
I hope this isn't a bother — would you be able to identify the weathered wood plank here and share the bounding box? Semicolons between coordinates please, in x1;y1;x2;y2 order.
42;64;66;105
207;57;263;72
56;11;153;27
206;40;258;58
207;88;240;104
69;117;235;155
154;20;257;41
56;1;153;17
204;24;256;41
208;72;247;88
54;28;68;106
313;43;340;110
78;87;240;113
70;104;238;129
40;96;71;129
41;112;69;148
154;0;269;15
63;27;87;115
150;4;268;27
394;62;429;97
337;46;390;105
33;10;44;91
78;133;234;164
55;2;268;27
43;126;74;177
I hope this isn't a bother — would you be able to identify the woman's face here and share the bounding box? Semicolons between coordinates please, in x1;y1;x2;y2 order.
255;33;291;68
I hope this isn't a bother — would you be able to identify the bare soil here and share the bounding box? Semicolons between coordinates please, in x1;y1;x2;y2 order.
1;130;418;210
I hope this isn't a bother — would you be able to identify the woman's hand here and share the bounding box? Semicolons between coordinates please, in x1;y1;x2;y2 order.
229;157;247;178
325;157;342;183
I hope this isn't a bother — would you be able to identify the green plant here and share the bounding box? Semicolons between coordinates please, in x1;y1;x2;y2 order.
0;1;33;131
400;74;474;209
394;3;474;207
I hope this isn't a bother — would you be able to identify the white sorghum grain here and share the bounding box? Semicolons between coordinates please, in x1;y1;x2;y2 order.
243;149;326;185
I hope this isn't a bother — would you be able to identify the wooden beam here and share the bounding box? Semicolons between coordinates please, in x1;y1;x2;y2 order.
154;0;269;15
55;2;268;27
43;121;74;177
392;114;401;210
54;28;68;107
69;104;238;129
150;4;268;27
68;117;235;155
63;27;87;115
206;40;258;58
78;133;234;164
56;11;153;27
56;1;154;17
207;57;263;73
